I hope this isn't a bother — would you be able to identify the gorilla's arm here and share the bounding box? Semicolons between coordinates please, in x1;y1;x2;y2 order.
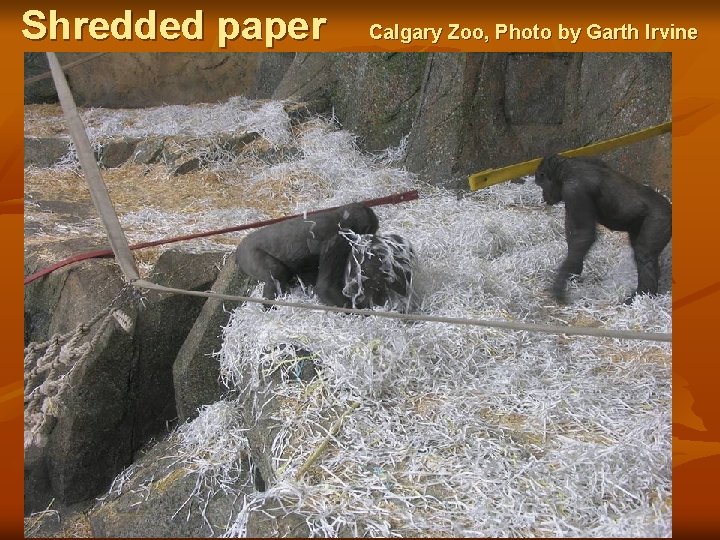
553;183;598;302
314;234;353;308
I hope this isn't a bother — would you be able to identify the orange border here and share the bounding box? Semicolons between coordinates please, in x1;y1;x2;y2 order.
6;1;720;537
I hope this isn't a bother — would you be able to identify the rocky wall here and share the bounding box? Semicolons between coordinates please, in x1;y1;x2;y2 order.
26;52;671;193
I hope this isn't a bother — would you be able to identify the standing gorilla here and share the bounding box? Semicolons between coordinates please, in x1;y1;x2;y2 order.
235;203;379;301
534;154;672;304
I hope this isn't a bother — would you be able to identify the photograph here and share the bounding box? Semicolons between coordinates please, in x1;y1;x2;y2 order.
22;51;672;537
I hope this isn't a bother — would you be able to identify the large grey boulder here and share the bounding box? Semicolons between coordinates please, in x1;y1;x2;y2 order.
274;53;427;153
97;137;141;168
273;52;671;192
174;255;256;423
24;52;59;104
24;257;134;514
128;250;225;445
571;53;672;195
325;53;427;152
24;137;71;167
272;53;338;115
404;52;671;190
24;243;123;347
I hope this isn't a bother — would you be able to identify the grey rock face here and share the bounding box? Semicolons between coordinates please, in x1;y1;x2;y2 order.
24;250;223;510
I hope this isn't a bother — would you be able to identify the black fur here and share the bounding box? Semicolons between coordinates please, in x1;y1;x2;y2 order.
534;154;672;303
235;203;379;302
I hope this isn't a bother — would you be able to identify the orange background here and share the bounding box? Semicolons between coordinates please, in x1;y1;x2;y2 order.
5;0;720;537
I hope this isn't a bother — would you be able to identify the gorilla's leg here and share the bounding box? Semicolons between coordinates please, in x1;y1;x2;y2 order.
238;248;293;300
553;213;597;302
628;214;672;302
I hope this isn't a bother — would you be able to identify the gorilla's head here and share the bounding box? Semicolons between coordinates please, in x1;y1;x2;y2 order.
534;154;564;205
339;203;379;235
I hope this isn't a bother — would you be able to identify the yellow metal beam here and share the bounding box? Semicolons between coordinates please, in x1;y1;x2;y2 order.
468;121;672;191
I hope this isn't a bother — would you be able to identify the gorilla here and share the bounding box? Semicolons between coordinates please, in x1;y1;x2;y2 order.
534;154;672;304
316;231;415;311
235;203;379;302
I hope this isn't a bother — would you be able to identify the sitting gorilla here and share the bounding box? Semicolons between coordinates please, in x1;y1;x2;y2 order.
316;231;415;311
534;154;672;304
235;203;379;301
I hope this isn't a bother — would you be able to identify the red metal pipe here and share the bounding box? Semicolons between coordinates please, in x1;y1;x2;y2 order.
24;190;419;285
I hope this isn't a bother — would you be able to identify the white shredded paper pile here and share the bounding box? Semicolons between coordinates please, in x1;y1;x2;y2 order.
58;97;670;537
211;193;671;537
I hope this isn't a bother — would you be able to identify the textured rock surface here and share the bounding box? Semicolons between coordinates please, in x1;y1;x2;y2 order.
24;52;295;107
174;255;256;423
24;137;71;168
273;52;671;192
87;437;252;538
25;52;671;192
24;250;223;510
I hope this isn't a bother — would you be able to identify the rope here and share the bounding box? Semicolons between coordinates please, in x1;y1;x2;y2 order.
131;279;672;343
24;286;134;450
23;190;419;286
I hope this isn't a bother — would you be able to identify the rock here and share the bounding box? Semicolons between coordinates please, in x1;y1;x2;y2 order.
283;101;313;126
129;132;262;172
332;53;428;153
217;132;261;154
171;157;202;176
84;390;316;537
130;250;225;445
504;53;573;124
405;54;488;184
245;500;311;538
24;53;58;104
249;53;297;99
239;369;284;490
572;53;672;195
272;53;337;114
27;52;670;193
24;137;71;167
132;137;165;164
274;53;427;152
24;256;135;513
98;138;141;168
160;136;204;168
24;249;224;510
419;52;669;191
43;297;141;507
273;52;671;192
44;52;293;108
24;252;122;347
87;436;253;538
255;145;302;165
235;346;320;491
174;255;256;423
